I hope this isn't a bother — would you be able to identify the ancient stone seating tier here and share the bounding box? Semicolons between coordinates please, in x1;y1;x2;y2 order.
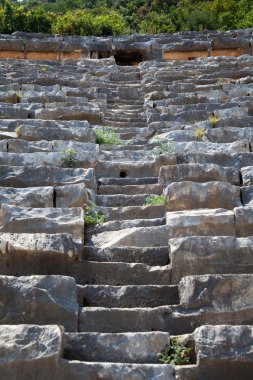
0;31;253;379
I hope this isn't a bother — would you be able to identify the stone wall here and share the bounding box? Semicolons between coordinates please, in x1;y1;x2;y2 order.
0;29;253;63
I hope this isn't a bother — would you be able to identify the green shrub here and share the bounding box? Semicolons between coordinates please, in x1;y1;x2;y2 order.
158;338;192;366
144;194;166;206
51;8;125;36
84;203;105;226
153;137;175;156
95;127;125;145
60;148;78;168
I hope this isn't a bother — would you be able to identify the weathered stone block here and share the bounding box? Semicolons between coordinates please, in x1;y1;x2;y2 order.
165;181;241;211
0;233;81;276
166;209;235;237
158;163;239;185
0;186;53;207
234;206;253;237
0;165;95;188
0;324;63;380
63;331;170;363
169;236;253;284
55;183;89;208
0;275;78;331
0;205;84;243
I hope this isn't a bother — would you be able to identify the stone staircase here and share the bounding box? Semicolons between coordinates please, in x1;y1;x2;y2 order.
0;42;253;380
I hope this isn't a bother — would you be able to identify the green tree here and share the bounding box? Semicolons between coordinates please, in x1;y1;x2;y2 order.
25;8;53;33
140;11;176;34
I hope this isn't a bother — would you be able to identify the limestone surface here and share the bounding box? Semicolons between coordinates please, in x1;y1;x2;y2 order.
0;31;253;379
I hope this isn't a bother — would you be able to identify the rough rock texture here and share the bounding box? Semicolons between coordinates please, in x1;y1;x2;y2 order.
0;275;79;331
63;332;170;363
0;31;253;379
0;204;84;242
165;181;241;211
0;325;63;380
169;236;253;283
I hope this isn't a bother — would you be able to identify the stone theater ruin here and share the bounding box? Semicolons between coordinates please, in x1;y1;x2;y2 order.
0;29;253;379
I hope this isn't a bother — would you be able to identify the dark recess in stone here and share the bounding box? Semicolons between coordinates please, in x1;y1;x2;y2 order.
119;171;127;178
114;50;143;66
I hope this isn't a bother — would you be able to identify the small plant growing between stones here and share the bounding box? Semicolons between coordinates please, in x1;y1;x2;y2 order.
209;114;218;128
245;179;253;186
95;127;126;145
153;137;175;156
16;92;23;103
39;65;48;73
60;148;78;168
158;338;192;366
144;194;166;206
193;126;205;142
84;203;105;226
15;126;21;137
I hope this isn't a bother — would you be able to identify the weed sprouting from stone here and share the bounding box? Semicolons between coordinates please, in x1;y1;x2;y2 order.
193;126;205;141
15;126;21;137
209;115;218;128
153;137;175;156
60;148;78;168
144;194;166;206
95;127;127;145
84;203;105;226
158;338;192;365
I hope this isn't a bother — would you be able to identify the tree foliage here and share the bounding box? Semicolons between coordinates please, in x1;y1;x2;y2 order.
0;0;252;36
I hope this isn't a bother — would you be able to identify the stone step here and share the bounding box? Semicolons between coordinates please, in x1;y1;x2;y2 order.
107;99;143;106
104;204;166;221
99;142;145;151
104;114;146;122
82;246;169;266
98;176;158;186
86;217;165;233
79;306;172;333
96;194;151;207
81;285;179;307
63;331;170;364
96;160;164;178
105;120;147;128
98;183;163;195
80;273;253;334
75;261;170;285
92;208;235;248
107;104;144;111
99;154;150;164
60;360;174;380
